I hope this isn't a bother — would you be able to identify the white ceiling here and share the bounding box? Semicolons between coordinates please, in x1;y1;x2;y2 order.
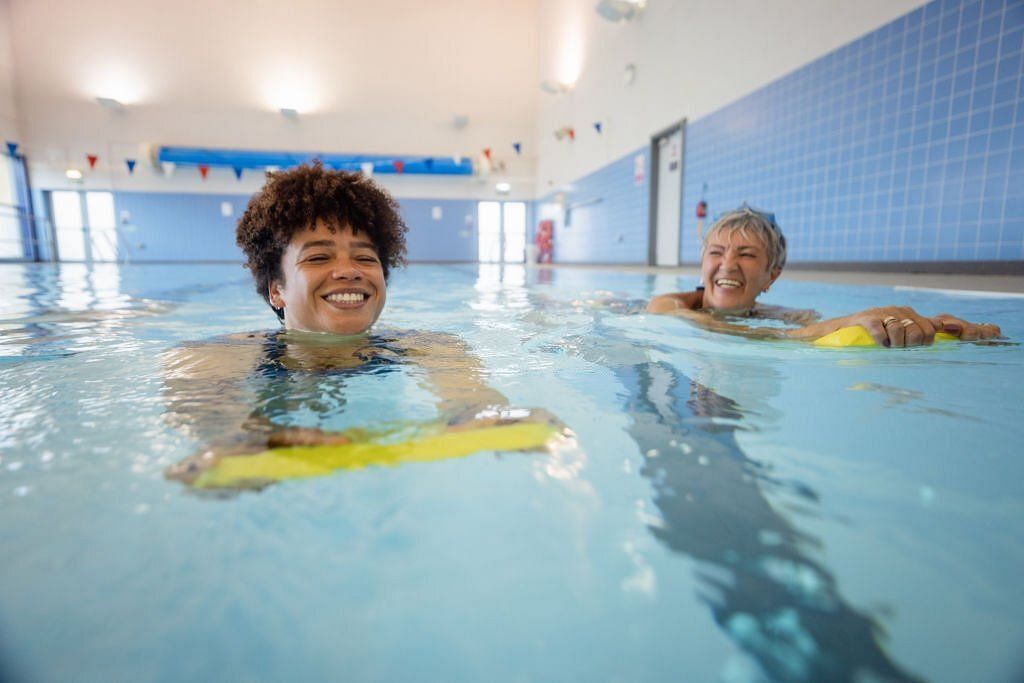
6;0;540;159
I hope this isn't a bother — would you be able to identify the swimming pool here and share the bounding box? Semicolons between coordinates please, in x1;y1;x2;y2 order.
1;262;1022;682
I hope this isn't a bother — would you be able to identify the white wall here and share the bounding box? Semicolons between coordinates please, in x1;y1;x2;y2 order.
0;0;19;143
534;0;928;195
9;0;539;199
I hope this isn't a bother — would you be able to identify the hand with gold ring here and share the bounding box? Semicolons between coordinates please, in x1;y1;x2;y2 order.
790;306;999;347
839;306;939;347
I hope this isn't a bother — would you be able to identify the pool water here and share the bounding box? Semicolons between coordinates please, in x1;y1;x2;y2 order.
1;262;1022;682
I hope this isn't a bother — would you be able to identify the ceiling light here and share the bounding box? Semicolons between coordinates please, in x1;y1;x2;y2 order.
65;169;83;180
96;96;125;111
596;0;646;22
279;107;298;119
540;80;571;95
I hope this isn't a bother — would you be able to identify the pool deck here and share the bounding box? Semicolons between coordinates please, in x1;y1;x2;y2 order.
531;264;1024;295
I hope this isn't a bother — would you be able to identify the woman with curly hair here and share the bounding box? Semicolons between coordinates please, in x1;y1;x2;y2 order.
236;162;407;336
162;163;566;491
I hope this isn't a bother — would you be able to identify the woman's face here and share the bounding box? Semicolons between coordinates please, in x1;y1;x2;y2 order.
268;218;387;335
700;227;781;313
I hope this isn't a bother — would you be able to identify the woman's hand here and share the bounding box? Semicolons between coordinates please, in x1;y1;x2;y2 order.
803;307;1002;347
843;306;941;347
930;314;1001;341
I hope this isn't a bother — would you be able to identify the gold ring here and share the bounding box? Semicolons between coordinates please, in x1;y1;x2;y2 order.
900;318;915;327
882;316;899;326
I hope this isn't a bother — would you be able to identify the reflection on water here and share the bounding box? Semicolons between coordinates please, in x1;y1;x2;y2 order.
622;361;921;682
523;283;923;682
0;263;177;358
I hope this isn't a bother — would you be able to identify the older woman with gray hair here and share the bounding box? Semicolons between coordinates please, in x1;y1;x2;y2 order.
647;206;1001;347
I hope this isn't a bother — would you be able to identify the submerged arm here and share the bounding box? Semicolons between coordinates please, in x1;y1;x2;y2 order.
402;331;519;422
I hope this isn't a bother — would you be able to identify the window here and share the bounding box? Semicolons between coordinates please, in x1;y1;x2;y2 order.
50;191;118;262
0;155;22;259
477;201;526;263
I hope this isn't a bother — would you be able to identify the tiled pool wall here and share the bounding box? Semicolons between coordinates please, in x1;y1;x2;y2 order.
541;0;1024;265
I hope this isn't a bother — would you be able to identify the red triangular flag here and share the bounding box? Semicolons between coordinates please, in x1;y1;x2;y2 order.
567;128;575;141
199;165;209;180
393;160;404;174
87;154;98;169
482;148;492;161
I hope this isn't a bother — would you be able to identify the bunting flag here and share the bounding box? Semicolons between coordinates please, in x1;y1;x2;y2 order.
87;154;98;169
594;122;602;134
482;148;492;162
453;155;462;165
513;142;522;155
125;159;137;174
424;158;434;170
233;167;244;181
5;141;17;156
360;162;374;177
393;160;404;174
161;161;176;177
567;128;575;141
199;164;209;180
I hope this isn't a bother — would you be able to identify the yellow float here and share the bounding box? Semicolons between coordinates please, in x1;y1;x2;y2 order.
192;421;560;490
812;326;957;348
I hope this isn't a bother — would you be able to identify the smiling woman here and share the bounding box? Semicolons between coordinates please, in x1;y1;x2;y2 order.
268;220;388;335
235;161;407;335
160;163;569;491
647;206;1002;347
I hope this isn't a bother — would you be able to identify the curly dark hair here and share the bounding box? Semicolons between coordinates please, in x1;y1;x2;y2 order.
236;162;408;319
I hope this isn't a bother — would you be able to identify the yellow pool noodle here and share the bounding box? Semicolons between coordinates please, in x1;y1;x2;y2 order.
812;325;958;348
193;421;559;489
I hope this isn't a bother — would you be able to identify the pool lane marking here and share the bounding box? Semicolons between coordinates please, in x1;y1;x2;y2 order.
892;286;1024;299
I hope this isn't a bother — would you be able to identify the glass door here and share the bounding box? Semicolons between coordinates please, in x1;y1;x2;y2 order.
477;201;526;263
50;191;118;262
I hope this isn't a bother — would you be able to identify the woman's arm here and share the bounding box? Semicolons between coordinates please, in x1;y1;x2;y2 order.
400;330;531;423
785;307;1001;346
648;295;1001;347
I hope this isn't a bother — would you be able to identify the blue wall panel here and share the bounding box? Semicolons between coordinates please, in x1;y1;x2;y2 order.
111;192;480;263
680;0;1024;263
398;198;478;261
535;149;649;263
115;192;247;261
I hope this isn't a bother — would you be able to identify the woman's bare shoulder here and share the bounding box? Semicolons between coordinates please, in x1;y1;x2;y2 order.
647;290;703;313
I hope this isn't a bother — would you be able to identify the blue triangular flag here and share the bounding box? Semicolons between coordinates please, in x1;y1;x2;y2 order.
424;158;434;170
233;167;244;180
513;142;522;155
594;122;602;134
125;159;137;174
6;141;18;156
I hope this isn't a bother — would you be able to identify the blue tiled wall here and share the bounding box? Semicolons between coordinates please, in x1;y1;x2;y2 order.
396;198;479;261
681;0;1024;263
535;148;650;263
108;192;480;262
114;192;247;261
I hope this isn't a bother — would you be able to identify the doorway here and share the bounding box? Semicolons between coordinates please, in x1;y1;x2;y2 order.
477;201;526;263
648;120;686;266
49;191;118;262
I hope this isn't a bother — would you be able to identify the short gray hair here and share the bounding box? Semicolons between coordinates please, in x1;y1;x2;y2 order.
701;205;787;272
